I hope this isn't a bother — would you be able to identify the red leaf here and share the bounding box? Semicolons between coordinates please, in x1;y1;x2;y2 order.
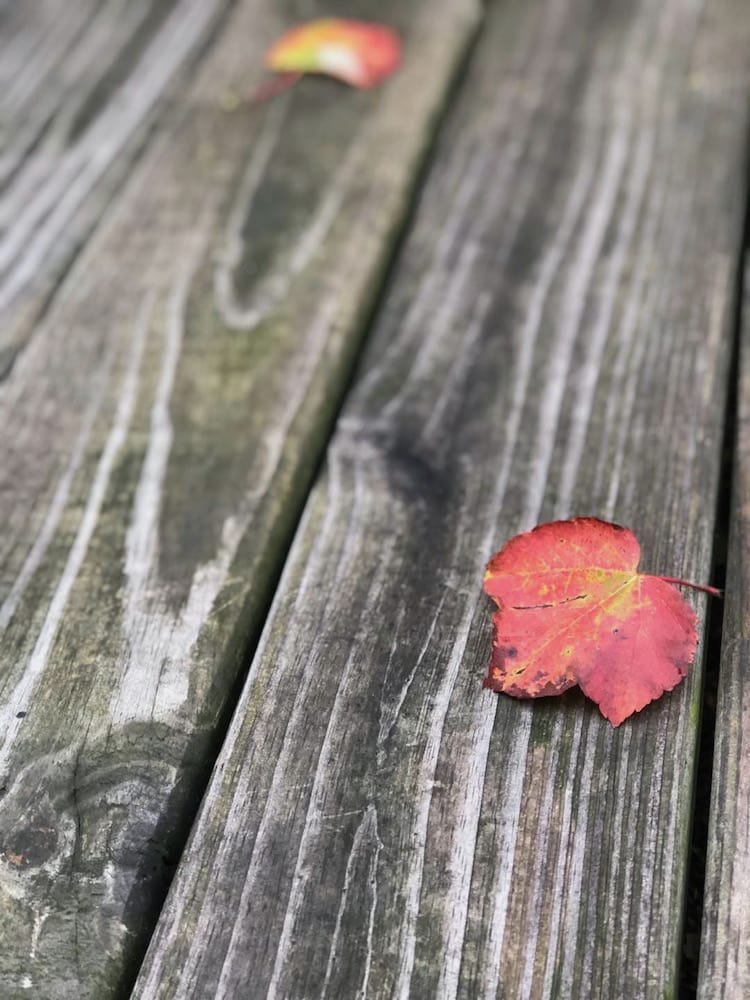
482;518;719;726
264;19;401;90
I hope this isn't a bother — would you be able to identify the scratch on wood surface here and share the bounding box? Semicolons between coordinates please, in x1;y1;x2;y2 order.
436;701;499;1000
320;804;382;1000
360;815;382;1000
377;593;448;748
29;906;49;960
392;598;477;1000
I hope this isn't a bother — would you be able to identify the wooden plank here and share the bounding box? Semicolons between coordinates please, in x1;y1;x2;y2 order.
0;0;239;379
0;2;479;997
698;253;750;998
132;0;750;997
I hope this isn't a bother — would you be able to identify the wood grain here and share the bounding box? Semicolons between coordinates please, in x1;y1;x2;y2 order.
0;0;237;380
698;254;750;999
0;2;479;997
133;0;750;997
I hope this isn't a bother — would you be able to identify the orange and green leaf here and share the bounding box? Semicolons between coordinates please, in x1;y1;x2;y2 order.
482;518;719;726
265;19;401;90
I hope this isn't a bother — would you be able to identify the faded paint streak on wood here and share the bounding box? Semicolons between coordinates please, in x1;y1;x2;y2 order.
0;1;479;997
698;255;750;999
134;0;750;997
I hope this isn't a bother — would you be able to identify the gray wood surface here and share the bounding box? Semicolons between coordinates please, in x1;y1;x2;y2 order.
698;256;750;999
133;0;750;997
0;2;479;997
0;0;236;379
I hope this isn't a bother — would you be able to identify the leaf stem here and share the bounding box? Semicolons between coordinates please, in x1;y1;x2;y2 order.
247;72;302;106
656;576;723;598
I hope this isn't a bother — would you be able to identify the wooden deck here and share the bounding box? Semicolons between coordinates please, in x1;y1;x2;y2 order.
1;1;749;997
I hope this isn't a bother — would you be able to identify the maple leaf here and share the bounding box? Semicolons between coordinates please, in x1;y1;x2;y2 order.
250;19;401;104
482;518;720;726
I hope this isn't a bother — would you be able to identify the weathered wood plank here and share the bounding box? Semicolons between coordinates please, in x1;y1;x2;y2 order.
0;0;239;380
0;2;479;997
133;0;750;997
698;253;750;998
